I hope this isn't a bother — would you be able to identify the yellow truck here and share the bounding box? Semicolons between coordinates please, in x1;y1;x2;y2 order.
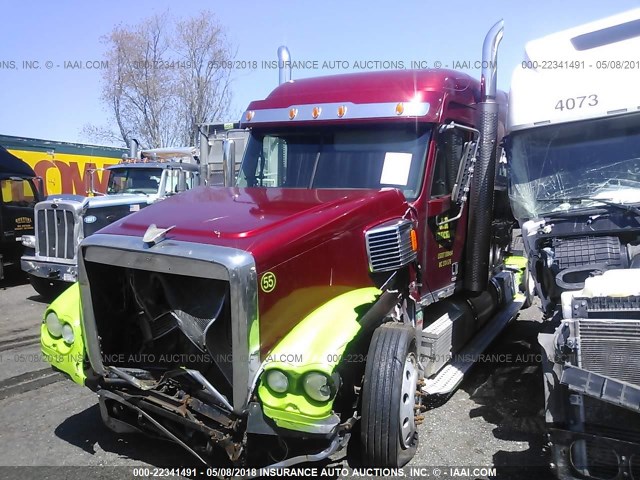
1;134;127;196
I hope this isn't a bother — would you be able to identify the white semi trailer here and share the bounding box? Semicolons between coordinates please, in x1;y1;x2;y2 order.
506;9;640;480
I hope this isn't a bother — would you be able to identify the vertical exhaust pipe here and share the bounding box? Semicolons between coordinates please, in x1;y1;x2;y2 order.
278;46;292;85
222;139;236;186
464;20;504;293
129;138;139;159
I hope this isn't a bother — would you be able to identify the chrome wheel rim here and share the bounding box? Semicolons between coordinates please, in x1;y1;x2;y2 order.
399;352;418;448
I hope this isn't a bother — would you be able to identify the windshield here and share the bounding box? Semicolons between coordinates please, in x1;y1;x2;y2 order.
237;124;431;200
508;113;640;220
107;168;162;194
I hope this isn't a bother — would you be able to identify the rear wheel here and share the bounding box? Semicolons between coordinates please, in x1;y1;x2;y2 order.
360;322;419;467
28;275;69;301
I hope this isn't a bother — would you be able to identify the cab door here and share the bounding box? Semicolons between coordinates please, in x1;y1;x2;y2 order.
423;126;474;300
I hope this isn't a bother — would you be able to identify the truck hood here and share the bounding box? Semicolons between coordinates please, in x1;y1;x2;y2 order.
100;186;408;270
43;193;151;209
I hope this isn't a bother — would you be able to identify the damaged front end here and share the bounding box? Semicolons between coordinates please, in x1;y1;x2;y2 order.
538;269;640;479
41;231;361;468
77;233;260;464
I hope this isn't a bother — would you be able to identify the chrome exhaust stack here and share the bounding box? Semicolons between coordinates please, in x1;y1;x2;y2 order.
129;138;139;159
480;20;504;102
464;20;504;293
278;46;292;84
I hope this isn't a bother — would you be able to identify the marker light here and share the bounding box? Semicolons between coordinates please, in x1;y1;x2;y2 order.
337;105;347;118
61;324;75;344
245;110;255;121
303;372;333;402
410;229;418;251
395;103;405;115
45;312;63;338
266;370;289;393
312;106;322;119
288;108;298;120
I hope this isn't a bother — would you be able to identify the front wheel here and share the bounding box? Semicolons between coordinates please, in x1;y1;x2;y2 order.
28;275;69;301
360;322;419;467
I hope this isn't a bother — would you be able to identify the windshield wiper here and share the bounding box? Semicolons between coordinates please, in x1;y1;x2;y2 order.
538;196;640;216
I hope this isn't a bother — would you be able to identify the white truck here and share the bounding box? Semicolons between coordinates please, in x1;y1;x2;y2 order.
21;146;201;299
506;9;640;480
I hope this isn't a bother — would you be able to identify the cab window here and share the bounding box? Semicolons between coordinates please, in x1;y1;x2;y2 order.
0;179;37;207
431;128;467;198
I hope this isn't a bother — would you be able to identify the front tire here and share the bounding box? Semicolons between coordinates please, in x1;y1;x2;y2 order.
28;275;69;301
360;322;419;467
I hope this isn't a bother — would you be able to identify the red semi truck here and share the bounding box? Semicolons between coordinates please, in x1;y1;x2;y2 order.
41;21;526;469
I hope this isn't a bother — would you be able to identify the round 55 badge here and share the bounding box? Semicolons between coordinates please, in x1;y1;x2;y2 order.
261;272;276;293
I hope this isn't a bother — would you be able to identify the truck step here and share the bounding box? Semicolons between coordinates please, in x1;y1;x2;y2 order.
422;299;523;396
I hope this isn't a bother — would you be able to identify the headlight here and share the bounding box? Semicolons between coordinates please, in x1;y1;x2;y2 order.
45;312;63;338
21;235;36;248
265;370;289;393
61;324;75;344
302;372;334;402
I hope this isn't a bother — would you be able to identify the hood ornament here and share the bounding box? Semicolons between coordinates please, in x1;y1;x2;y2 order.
143;224;175;246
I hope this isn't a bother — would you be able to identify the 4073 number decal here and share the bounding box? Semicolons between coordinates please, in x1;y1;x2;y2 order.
555;94;598;111
261;272;277;293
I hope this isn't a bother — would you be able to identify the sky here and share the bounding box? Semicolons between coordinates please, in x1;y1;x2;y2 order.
0;0;638;146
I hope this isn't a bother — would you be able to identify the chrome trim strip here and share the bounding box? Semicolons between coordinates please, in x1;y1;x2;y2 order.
78;233;260;414
63;210;68;259
242;101;430;125
42;207;49;257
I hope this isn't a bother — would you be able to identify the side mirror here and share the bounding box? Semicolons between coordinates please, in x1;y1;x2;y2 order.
222;139;236;187
86;169;99;196
34;176;44;199
451;140;479;204
435;121;480;227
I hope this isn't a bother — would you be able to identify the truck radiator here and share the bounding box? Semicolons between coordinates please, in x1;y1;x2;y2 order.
579;397;640;478
578;318;640;386
36;208;75;260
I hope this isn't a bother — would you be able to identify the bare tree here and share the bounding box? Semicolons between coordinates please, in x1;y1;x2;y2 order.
83;11;234;149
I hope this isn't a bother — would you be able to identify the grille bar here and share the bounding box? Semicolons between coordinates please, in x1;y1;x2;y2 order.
36;207;76;260
365;219;416;272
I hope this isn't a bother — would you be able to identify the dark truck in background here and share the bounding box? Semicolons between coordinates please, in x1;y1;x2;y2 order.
0;146;42;280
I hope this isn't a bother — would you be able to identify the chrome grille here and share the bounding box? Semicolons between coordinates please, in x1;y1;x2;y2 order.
36;207;76;260
578;319;640;386
365;219;416;272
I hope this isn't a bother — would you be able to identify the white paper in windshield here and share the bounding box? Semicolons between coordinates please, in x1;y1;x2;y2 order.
380;152;412;185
